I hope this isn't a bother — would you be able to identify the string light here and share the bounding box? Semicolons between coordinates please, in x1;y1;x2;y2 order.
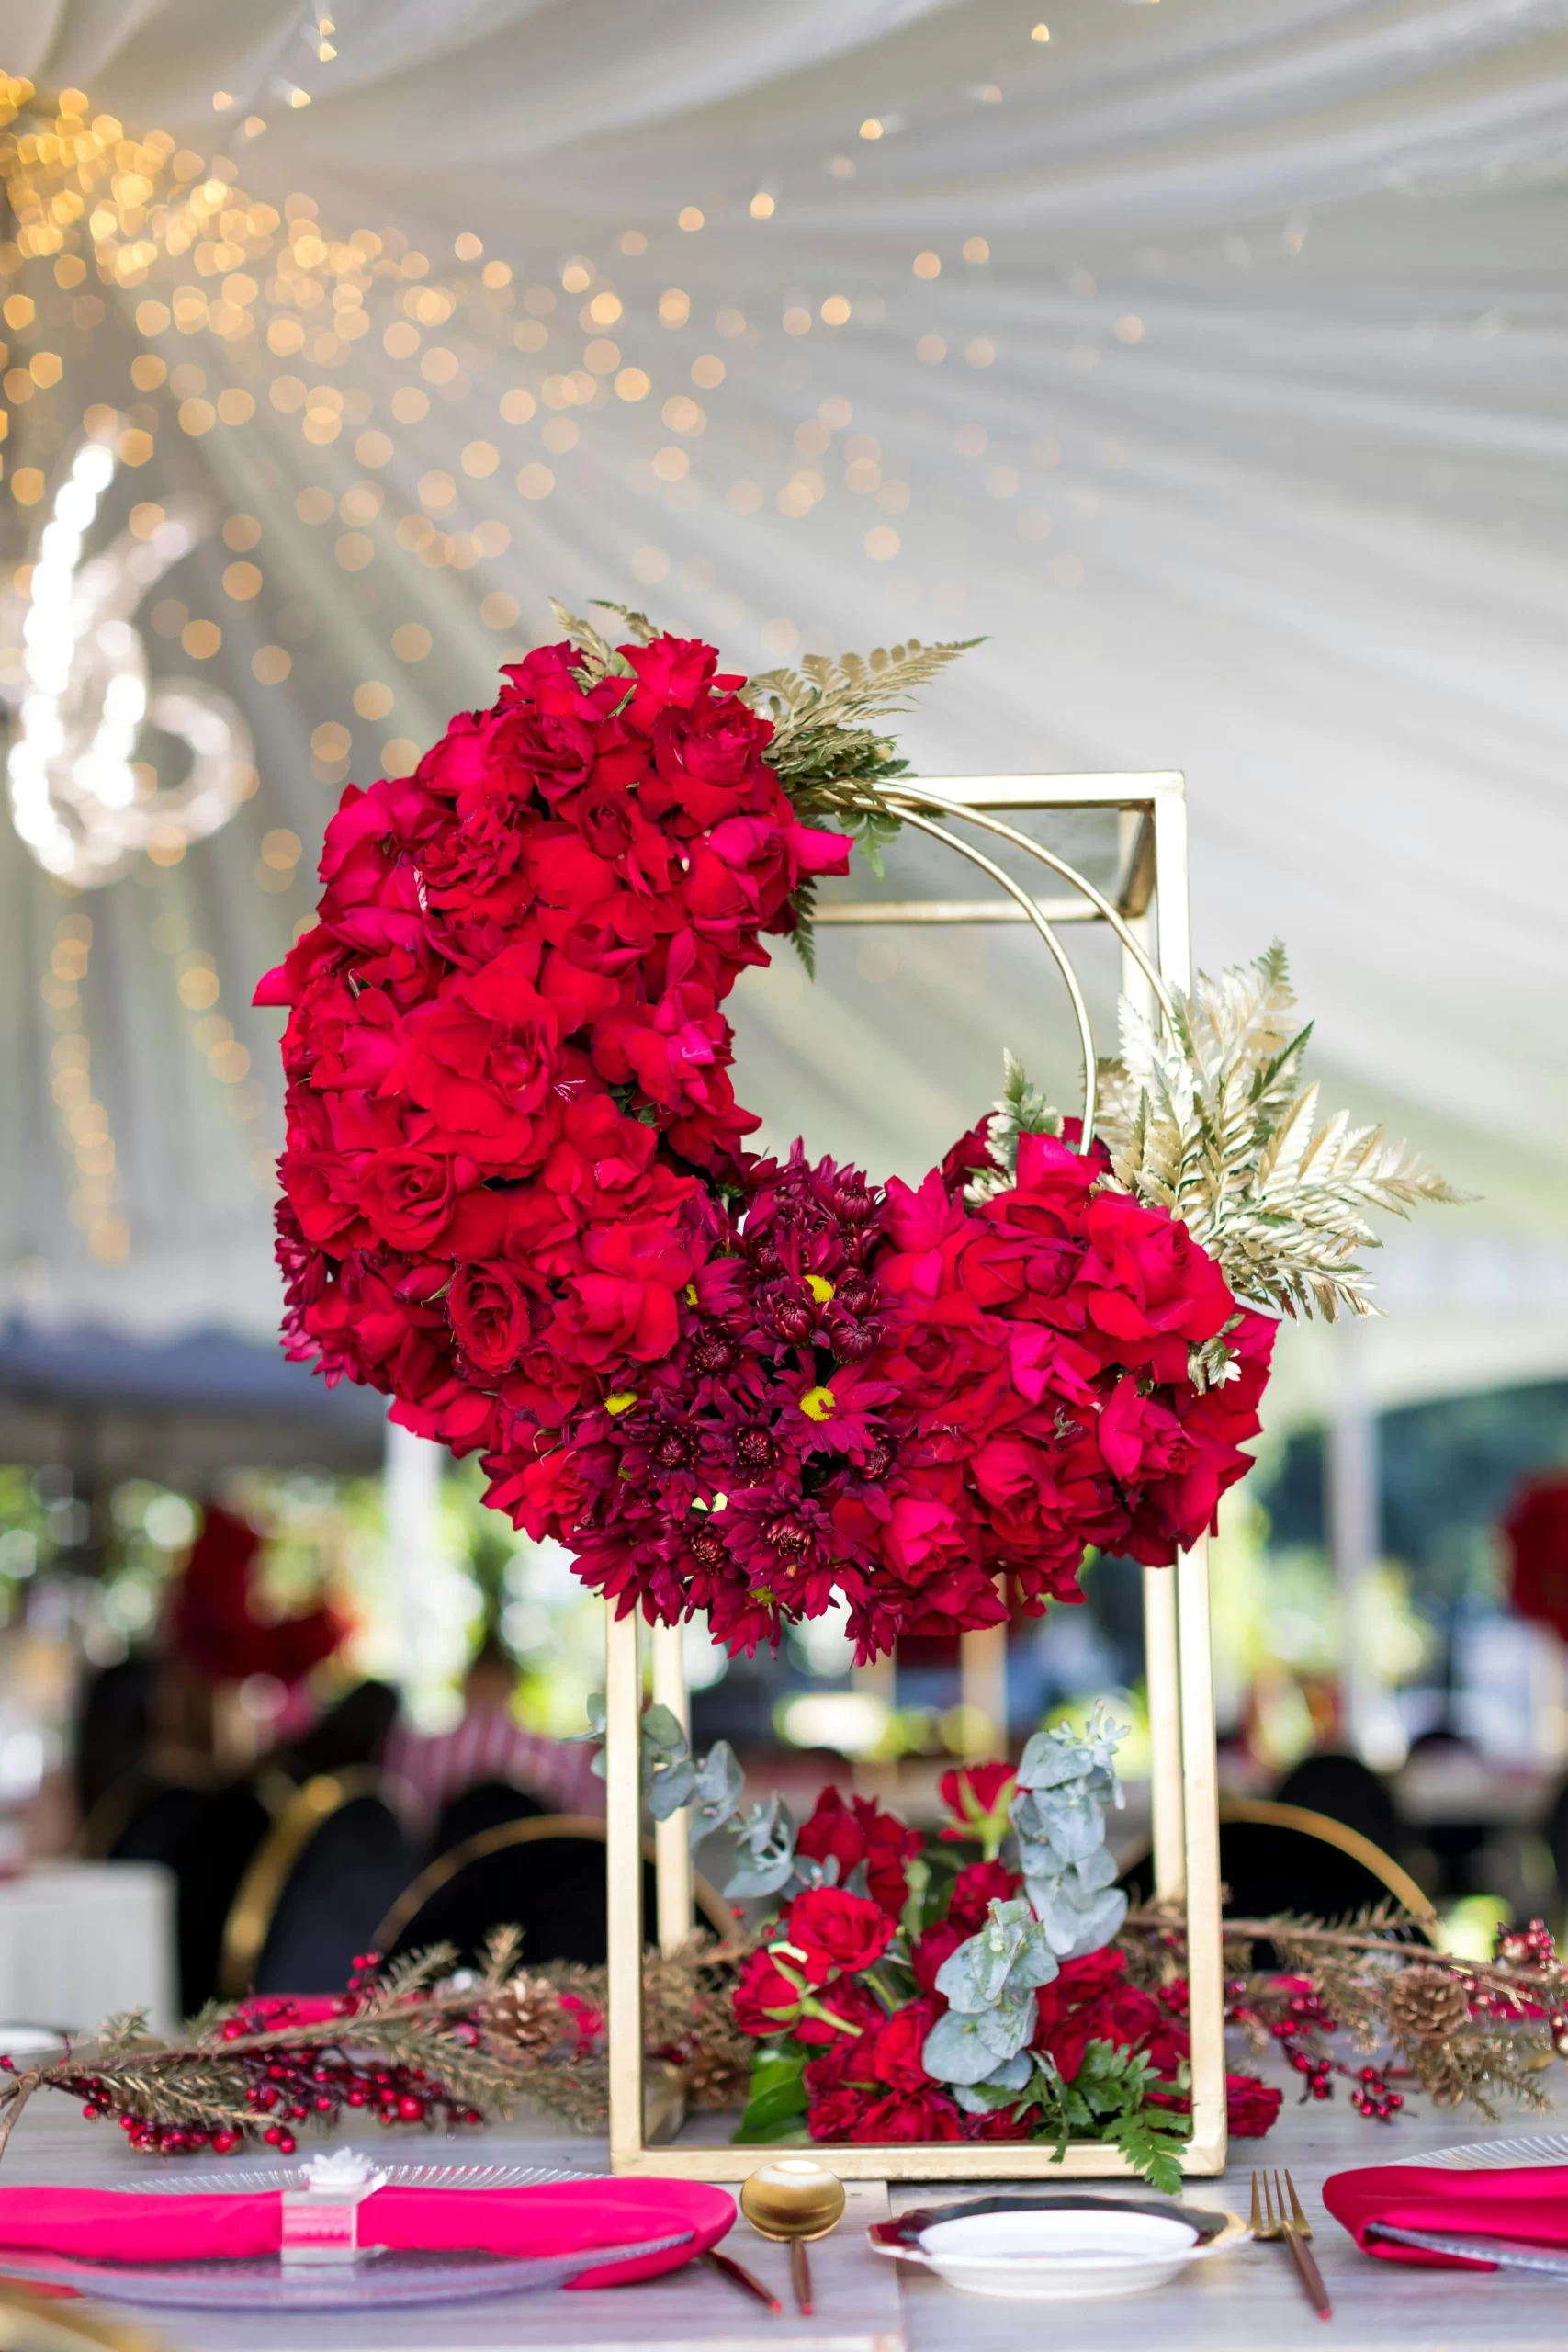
43;916;129;1263
0;59;1020;707
151;910;273;1186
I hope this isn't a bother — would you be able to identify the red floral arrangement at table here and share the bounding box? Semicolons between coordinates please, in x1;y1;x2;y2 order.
261;605;1450;1659
718;1756;1282;2184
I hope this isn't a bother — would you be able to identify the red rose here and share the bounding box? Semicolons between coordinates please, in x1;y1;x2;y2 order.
1074;1190;1235;1383
794;1788;920;1919
801;2029;963;2144
1225;2073;1282;2138
652;696;773;828
852;2087;964;2143
732;1950;882;2044
871;1999;939;2094
911;1919;966;1996
281;1150;367;1249
800;2033;874;2138
855;1799;921;1917
621;633;723;728
1032;1948;1187;2083
946;1859;1021;1935
940;1115;996;1198
794;1976;883;2047
732;1950;808;2038
794;1788;864;1884
357;1148;466;1250
783;1887;896;1985
448;1261;534;1378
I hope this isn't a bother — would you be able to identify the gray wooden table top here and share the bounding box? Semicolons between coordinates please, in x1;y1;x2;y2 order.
1;2066;1564;2351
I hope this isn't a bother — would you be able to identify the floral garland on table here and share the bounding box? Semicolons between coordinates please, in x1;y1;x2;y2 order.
0;1933;601;2162
1210;1911;1568;2122
257;602;1458;1660
4;1902;1558;2171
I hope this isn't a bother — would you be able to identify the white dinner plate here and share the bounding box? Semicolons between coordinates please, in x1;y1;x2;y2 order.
868;2192;1247;2300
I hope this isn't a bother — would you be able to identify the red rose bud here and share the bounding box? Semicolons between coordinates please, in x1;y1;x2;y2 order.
1225;2073;1284;2138
732;1949;810;2036
938;1761;1019;1859
794;1787;922;1920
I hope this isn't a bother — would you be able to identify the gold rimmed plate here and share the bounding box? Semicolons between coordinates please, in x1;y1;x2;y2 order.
868;2191;1247;2301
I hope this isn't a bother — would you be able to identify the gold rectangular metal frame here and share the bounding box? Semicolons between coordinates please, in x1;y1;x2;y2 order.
605;772;1225;2180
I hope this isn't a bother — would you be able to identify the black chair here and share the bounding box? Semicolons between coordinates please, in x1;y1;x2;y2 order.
85;1771;276;2015
377;1814;732;1970
429;1778;547;1861
1404;1730;1494;1902
1541;1775;1568;1925
1120;1799;1435;1933
219;1771;412;1997
79;1769;210;1868
1274;1751;1406;1861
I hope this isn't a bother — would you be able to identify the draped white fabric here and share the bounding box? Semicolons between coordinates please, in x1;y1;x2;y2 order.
5;0;1567;1418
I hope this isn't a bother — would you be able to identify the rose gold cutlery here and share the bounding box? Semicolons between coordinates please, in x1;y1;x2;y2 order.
1252;2167;1333;2321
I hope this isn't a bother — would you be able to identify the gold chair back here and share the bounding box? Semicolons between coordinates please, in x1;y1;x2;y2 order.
374;1811;732;1954
217;1767;384;1997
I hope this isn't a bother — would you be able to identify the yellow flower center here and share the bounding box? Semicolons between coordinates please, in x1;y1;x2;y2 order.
799;1385;837;1421
805;1273;836;1304
604;1391;638;1416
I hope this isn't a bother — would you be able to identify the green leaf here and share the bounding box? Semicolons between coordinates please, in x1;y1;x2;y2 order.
734;2044;809;2143
748;2045;807;2098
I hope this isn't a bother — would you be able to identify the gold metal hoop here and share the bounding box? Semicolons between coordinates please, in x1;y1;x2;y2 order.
844;785;1181;1155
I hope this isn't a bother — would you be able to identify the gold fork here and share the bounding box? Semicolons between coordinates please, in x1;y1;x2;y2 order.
1251;2169;1333;2321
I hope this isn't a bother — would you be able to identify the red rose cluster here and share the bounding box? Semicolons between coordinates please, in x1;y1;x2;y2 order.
261;628;1274;1659
731;1781;1281;2147
837;1126;1278;1653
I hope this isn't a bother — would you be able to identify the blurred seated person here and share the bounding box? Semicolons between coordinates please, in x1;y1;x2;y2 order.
381;1635;603;1849
274;1679;400;1784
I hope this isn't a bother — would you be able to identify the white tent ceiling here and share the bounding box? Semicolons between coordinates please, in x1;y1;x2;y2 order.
3;0;1567;1421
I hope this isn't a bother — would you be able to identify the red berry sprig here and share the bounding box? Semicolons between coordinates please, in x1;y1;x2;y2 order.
47;1953;491;2158
1224;1981;1404;2123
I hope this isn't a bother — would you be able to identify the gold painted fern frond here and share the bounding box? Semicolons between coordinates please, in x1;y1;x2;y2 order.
548;597;634;682
1099;944;1468;1321
549;605;978;970
743;637;981;810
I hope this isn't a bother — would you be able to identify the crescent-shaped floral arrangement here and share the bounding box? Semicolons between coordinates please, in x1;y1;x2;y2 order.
256;603;1459;1660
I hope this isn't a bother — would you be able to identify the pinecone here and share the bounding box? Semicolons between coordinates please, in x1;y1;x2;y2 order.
1386;1962;1469;2046
684;2041;754;2110
487;1974;565;2063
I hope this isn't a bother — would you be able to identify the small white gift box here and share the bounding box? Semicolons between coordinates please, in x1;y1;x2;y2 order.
279;2151;389;2266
